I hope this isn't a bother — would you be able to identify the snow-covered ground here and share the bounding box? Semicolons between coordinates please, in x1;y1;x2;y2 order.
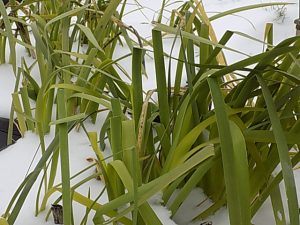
0;0;299;224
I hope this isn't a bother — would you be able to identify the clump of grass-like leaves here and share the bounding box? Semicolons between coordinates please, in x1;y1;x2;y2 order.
0;1;299;225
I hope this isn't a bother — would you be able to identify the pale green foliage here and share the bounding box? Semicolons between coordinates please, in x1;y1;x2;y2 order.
0;1;299;225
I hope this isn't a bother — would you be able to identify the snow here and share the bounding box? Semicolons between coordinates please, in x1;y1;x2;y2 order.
0;64;15;117
0;0;299;224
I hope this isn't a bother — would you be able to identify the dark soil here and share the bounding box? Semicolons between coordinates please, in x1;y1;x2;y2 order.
0;118;21;151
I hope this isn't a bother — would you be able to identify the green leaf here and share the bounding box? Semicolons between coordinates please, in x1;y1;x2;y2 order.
57;89;72;225
152;29;170;130
257;75;299;225
49;113;86;125
76;24;104;53
209;3;292;21
208;77;250;225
